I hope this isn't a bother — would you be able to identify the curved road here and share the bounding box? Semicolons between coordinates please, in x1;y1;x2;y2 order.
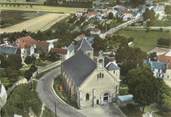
36;67;85;117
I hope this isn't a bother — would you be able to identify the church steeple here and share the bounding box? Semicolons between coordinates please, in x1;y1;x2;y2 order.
97;51;104;70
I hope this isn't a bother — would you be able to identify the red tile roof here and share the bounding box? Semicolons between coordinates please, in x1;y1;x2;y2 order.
36;40;48;47
16;36;37;48
16;36;48;48
158;54;171;69
51;48;67;55
87;11;97;17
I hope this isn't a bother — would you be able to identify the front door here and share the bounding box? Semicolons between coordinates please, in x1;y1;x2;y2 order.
103;93;109;103
96;99;99;104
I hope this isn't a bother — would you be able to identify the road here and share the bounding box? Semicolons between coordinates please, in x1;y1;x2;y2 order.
100;17;142;39
36;67;85;117
127;26;171;31
0;13;69;34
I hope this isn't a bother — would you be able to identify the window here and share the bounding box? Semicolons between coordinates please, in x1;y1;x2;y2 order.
98;59;103;63
97;72;104;79
86;93;89;101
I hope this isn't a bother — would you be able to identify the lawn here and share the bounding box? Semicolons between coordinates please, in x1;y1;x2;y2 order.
0;5;83;13
117;30;171;52
1;82;55;117
54;75;78;108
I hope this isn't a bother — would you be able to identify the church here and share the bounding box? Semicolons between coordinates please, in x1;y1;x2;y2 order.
61;37;120;108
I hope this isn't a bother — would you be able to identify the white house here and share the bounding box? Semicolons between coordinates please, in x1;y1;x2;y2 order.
16;36;37;63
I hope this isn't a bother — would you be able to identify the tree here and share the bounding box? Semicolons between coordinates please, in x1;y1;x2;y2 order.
24;56;36;65
24;65;37;81
115;43;146;76
92;37;107;54
130;0;146;7
127;66;164;111
0;55;7;68
148;52;157;61
165;5;171;14
108;12;114;19
143;8;156;26
48;51;60;62
6;54;22;70
5;67;20;82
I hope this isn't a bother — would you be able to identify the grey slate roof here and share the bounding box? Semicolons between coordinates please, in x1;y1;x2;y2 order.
144;60;167;72
0;46;18;55
75;38;93;52
106;62;120;71
62;51;96;87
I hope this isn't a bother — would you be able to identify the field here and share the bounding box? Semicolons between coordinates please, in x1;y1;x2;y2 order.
0;10;45;28
0;5;83;13
117;30;171;52
0;13;69;33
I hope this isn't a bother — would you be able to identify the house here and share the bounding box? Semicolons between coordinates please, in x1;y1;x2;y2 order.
50;48;68;61
148;47;170;56
0;45;18;55
14;114;22;117
46;39;58;52
144;60;167;79
158;50;171;80
16;36;55;63
148;4;166;20
62;51;120;108
36;40;49;56
16;36;37;63
65;35;94;60
86;11;97;19
90;28;102;35
122;13;134;21
0;81;7;110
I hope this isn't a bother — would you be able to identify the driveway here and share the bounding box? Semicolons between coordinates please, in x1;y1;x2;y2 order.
36;66;126;117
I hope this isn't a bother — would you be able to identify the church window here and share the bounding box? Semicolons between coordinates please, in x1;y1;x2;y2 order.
97;73;104;79
86;93;90;101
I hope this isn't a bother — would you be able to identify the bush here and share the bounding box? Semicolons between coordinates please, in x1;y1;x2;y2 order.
24;56;36;65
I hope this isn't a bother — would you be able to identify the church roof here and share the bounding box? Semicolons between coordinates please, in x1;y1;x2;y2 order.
62;51;96;87
75;37;93;52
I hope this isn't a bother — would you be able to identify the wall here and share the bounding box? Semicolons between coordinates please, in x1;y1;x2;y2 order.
78;68;120;108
